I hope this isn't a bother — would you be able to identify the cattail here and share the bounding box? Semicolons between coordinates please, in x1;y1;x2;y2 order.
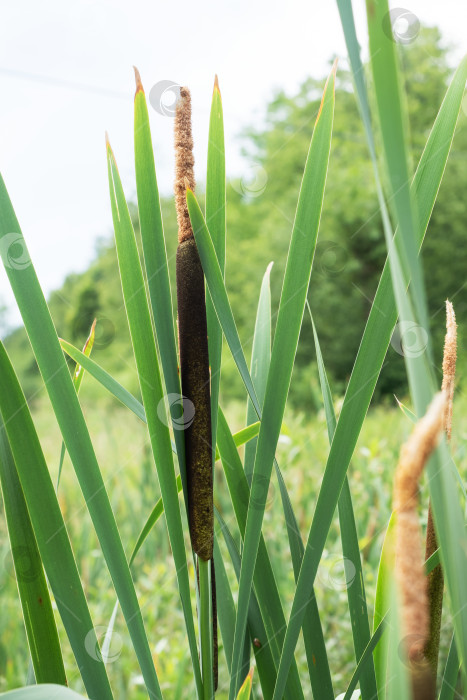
424;300;457;676
174;87;213;561
394;392;445;699
175;84;218;691
441;300;457;441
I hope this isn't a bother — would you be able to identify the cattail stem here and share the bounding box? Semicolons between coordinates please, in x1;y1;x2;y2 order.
199;559;214;699
174;86;215;695
424;301;457;677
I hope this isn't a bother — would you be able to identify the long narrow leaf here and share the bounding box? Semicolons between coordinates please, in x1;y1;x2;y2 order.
187;188;260;414
439;635;460;700
251;268;333;697
272;42;467;700
0;174;161;699
231;63;336;700
0;343;112;699
244;263;272;481
60;338;146;421
373;513;396;698
0;423;67;686
215;508;278;699
213;534;236;673
57;319;96;489
367;1;467;673
217;408;304;700
133;71;189;511
106;139;202;696
205;75;226;452
311;312;377;699
342;617;387;700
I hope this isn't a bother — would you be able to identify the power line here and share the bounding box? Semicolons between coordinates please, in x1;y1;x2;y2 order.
0;66;130;100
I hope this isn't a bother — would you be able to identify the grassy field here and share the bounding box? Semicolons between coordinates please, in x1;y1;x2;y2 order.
1;374;463;697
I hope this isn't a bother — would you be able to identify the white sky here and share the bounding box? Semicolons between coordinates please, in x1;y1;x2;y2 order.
0;0;465;328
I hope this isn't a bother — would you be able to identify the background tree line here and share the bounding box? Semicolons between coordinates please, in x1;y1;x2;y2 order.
5;27;466;410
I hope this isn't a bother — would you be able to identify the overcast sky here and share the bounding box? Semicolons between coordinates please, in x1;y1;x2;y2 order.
0;0;466;329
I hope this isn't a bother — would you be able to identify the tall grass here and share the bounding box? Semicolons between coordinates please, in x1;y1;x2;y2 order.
0;1;466;698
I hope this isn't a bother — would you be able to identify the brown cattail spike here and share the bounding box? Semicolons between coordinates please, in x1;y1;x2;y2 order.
394;392;445;699
441;300;457;441
174;87;196;243
174;86;213;560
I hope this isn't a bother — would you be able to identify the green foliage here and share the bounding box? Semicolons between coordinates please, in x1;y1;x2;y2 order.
4;28;465;410
0;15;466;700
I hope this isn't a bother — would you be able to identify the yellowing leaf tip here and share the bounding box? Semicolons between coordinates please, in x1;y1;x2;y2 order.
133;66;144;95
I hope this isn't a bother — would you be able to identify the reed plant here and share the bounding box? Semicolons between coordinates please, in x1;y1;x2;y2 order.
0;0;466;698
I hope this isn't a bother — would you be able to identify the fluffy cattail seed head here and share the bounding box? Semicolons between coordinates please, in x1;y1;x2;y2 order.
393;392;445;669
442;300;457;441
174;87;196;243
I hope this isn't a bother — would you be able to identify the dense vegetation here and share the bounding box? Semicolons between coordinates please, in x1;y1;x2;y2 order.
0;7;466;697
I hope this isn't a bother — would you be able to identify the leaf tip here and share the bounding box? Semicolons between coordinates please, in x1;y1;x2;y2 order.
133;66;144;96
184;176;193;195
315;60;337;123
213;74;221;95
331;57;338;77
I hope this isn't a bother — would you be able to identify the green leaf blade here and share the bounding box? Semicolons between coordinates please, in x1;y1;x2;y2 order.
232;63;336;700
206;76;226;452
133;75;188;507
271;42;467;700
0;425;67;686
107;142;202;696
0;343;113;699
0;173;161;700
